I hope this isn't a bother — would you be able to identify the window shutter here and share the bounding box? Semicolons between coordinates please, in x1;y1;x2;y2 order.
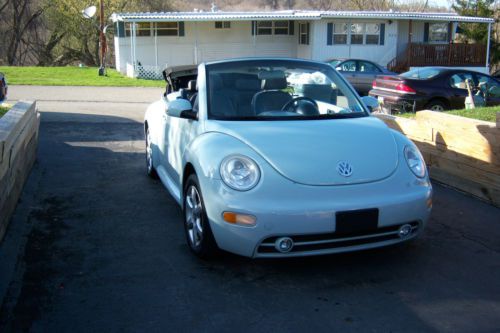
289;21;294;35
379;23;385;45
327;22;333;45
116;22;125;37
251;21;256;35
424;22;429;42
179;22;185;36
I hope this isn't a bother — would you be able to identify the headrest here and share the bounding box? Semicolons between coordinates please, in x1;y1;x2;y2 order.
235;79;261;91
187;80;197;91
262;77;288;90
258;70;285;80
210;74;223;90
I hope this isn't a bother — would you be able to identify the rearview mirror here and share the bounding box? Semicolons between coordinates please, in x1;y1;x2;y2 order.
167;99;197;120
361;96;379;113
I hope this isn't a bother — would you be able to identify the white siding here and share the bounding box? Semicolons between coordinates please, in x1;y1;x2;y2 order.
116;21;297;74
310;20;397;67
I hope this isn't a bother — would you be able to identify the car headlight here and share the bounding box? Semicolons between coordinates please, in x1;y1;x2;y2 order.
404;145;426;178
220;155;260;191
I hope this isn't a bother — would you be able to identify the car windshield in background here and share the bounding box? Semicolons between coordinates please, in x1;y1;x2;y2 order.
329;60;342;67
401;68;442;80
206;59;367;120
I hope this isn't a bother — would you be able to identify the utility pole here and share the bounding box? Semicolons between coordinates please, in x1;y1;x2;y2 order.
99;0;107;76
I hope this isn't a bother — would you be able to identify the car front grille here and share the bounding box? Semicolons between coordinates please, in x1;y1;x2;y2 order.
256;221;419;255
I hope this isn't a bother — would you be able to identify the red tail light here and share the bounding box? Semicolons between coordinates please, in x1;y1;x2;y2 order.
372;80;377;88
396;83;416;93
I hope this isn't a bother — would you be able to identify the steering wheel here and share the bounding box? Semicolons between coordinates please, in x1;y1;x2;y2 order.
281;96;319;114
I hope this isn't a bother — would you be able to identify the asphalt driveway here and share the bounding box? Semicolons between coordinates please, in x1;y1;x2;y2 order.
0;86;499;332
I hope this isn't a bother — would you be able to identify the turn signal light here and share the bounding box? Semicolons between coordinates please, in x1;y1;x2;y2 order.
223;212;257;226
426;197;433;209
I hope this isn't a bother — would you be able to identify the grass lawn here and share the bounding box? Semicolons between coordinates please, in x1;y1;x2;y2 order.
0;105;10;118
396;105;499;122
444;106;499;122
0;66;164;88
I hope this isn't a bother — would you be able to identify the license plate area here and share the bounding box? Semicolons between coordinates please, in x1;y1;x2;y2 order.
335;209;379;236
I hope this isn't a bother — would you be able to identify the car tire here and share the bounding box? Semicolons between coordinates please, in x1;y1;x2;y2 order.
183;174;218;259
145;127;158;179
425;99;447;112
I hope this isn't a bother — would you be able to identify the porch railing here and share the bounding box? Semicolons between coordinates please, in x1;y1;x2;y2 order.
387;43;487;72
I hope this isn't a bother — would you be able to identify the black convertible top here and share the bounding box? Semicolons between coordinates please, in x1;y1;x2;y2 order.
162;65;198;94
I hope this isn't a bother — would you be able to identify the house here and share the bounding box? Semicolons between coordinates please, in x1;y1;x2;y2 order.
110;10;494;79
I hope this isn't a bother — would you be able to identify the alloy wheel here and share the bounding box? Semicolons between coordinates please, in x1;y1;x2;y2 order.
185;185;204;248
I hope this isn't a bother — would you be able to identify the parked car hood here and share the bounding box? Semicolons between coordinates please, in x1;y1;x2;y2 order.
206;117;398;186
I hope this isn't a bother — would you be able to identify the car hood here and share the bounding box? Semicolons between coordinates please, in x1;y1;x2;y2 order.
205;116;398;186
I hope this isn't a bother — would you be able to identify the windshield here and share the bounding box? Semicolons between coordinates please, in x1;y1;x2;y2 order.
205;60;367;120
329;60;342;67
401;68;442;80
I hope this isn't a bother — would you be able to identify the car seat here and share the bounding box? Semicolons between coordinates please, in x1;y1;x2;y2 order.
251;77;292;114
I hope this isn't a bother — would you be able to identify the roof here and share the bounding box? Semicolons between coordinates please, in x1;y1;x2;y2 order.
111;10;494;24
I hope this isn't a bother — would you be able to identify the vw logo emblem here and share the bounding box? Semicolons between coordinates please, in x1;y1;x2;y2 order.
337;161;353;177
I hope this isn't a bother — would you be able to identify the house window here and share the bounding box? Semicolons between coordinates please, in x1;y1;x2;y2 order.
274;21;289;35
125;22;151;37
299;23;309;45
156;22;179;36
257;21;290;35
333;23;348;44
365;23;380;45
257;21;273;35
350;23;364;44
215;21;231;29
330;22;383;45
428;23;448;42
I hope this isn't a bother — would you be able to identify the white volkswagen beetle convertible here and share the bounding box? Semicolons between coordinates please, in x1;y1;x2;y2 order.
144;58;432;258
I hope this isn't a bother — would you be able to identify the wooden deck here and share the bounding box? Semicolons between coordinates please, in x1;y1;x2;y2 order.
388;43;487;72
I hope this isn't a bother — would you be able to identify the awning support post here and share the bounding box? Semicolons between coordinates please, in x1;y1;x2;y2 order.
485;22;491;69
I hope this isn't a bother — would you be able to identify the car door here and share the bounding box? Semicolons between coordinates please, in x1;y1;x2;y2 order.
336;60;358;90
357;61;382;95
475;74;500;107
448;72;474;109
165;96;200;190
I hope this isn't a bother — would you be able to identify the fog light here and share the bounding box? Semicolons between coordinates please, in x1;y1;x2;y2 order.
275;237;294;253
398;224;413;238
222;212;256;226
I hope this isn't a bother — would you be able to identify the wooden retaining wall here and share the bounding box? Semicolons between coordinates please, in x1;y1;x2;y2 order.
375;111;500;207
0;101;40;242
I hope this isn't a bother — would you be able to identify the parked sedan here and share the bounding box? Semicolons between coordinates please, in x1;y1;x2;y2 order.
369;67;500;113
145;58;432;258
0;72;7;102
328;59;396;95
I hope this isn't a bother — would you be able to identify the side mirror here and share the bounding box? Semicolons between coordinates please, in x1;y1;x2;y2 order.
361;96;379;113
167;98;197;120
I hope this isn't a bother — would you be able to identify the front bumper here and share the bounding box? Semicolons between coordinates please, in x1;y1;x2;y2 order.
199;172;432;258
